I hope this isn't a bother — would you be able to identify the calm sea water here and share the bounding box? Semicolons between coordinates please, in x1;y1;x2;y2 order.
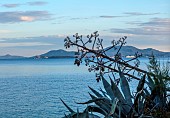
0;58;168;117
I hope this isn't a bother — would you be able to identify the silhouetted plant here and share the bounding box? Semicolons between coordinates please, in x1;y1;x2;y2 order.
61;31;170;118
146;54;170;117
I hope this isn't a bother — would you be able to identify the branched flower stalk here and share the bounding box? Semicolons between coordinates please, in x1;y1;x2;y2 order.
64;31;145;82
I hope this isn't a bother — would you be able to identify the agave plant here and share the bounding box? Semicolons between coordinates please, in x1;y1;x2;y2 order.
145;55;170;117
61;69;149;117
61;68;169;117
61;32;170;118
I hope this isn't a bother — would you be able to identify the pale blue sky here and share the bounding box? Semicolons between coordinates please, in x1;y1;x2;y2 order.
0;0;169;56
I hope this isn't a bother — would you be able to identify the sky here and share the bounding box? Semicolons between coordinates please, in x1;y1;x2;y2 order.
0;0;170;56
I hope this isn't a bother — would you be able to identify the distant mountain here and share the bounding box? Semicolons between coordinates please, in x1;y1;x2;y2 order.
1;46;169;59
105;46;170;57
33;47;170;59
33;49;76;59
0;54;25;59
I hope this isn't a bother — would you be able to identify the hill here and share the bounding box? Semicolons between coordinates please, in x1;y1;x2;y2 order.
33;49;76;59
33;47;170;59
105;46;170;57
1;46;169;59
0;54;25;59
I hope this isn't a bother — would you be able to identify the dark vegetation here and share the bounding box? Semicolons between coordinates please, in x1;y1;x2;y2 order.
61;31;170;118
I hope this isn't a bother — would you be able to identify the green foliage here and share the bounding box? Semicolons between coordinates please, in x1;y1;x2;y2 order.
147;54;170;86
146;54;170;117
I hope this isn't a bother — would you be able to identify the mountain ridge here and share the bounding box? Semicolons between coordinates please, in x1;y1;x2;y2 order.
105;46;170;57
0;54;25;59
0;46;169;59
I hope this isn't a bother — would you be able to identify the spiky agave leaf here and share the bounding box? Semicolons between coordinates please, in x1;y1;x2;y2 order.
166;87;170;91
101;76;115;100
99;87;108;97
146;74;155;91
88;86;103;98
77;108;79;118
86;105;108;116
110;76;131;115
109;98;119;115
137;89;146;115
143;88;150;96
137;74;146;92
76;96;111;106
134;89;143;113
60;98;75;114
89;93;111;113
118;66;132;106
63;113;70;118
76;98;105;104
110;76;125;103
73;111;89;118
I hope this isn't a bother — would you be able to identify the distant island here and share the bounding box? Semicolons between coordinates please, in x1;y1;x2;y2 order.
0;46;170;59
0;54;26;59
32;49;76;59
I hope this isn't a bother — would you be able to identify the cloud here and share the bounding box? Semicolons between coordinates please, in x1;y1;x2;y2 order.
0;42;53;48
27;1;48;6
0;30;13;34
0;35;66;56
124;12;160;16
99;12;159;19
110;18;170;35
0;11;52;23
2;4;20;8
1;1;47;8
108;17;170;52
110;27;169;35
0;35;65;47
99;16;122;18
139;18;170;27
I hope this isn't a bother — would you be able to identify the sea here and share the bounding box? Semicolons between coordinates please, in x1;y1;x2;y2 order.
0;58;169;118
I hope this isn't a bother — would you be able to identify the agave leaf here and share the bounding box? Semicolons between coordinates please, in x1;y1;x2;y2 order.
63;113;70;118
89;92;98;100
166;87;170;91
110;76;125;103
143;88;150;96
72;112;88;118
88;86;103;98
138;95;145;115
119;105;121;118
109;98;119;115
137;74;146;92
88;114;101;118
63;110;101;118
110;76;131;115
78;95;111;105
99;87;108;97
86;105;108;116
134;89;143;112
77;108;79;117
118;66;132;106
76;98;104;104
89;93;111;113
89;114;101;118
101;76;115;100
62;113;72;118
147;74;155;91
60;98;75;114
154;76;159;85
